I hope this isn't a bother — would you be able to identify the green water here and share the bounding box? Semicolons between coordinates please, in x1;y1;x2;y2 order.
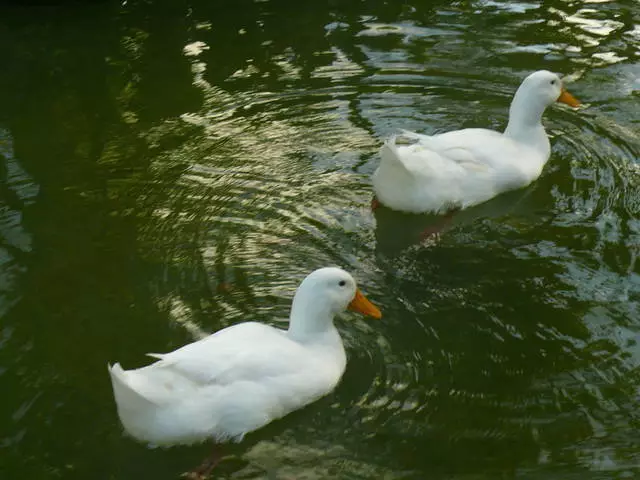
1;0;639;478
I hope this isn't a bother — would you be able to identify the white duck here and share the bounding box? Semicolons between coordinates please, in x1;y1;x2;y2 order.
372;70;580;214
108;267;381;478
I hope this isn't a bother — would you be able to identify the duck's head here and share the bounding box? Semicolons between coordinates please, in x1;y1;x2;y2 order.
289;268;381;336
520;70;580;108
298;267;381;318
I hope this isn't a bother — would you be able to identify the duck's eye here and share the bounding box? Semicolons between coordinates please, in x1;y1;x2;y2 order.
550;79;557;85
338;280;346;287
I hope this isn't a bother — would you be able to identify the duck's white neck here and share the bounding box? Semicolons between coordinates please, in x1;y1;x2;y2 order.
504;88;549;150
287;290;337;341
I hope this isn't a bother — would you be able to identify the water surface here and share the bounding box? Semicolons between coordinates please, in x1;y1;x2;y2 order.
0;0;639;479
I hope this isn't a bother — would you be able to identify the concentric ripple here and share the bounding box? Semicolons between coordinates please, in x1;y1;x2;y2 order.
118;2;640;478
0;0;638;479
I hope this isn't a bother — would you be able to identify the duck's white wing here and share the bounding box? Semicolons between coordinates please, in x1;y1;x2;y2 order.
377;129;539;212
143;322;316;387
398;128;517;170
110;322;345;444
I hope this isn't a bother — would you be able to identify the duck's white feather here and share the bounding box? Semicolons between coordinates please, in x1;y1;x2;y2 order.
109;322;345;445
376;129;544;213
373;70;578;214
108;267;379;447
142;322;335;386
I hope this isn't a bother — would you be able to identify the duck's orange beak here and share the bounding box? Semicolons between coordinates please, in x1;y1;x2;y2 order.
348;289;382;319
557;88;580;107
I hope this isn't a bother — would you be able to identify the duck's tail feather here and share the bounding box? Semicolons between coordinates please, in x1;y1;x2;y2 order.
108;363;157;414
380;135;411;171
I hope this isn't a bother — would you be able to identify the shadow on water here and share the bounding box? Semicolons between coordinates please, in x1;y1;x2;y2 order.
0;0;638;479
373;187;540;255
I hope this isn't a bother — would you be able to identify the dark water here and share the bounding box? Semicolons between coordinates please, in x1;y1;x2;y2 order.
1;0;639;478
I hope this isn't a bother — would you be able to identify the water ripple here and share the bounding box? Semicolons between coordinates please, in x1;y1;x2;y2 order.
2;1;639;478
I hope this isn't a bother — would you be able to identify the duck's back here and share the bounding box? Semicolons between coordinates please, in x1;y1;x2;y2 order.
109;322;347;445
374;128;546;213
406;128;541;171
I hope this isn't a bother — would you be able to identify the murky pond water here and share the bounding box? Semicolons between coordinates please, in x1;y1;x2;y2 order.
0;0;639;478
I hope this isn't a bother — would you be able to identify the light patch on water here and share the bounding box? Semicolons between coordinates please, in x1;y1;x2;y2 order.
195;21;211;31
324;21;349;35
229;61;261;79
478;0;540;13
183;40;209;57
625;24;640;43
356;22;456;39
566;9;625;37
311;47;364;81
272;48;303;81
592;51;628;65
499;42;556;54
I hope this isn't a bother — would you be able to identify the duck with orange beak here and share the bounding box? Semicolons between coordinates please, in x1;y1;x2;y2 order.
372;70;581;215
108;267;381;479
